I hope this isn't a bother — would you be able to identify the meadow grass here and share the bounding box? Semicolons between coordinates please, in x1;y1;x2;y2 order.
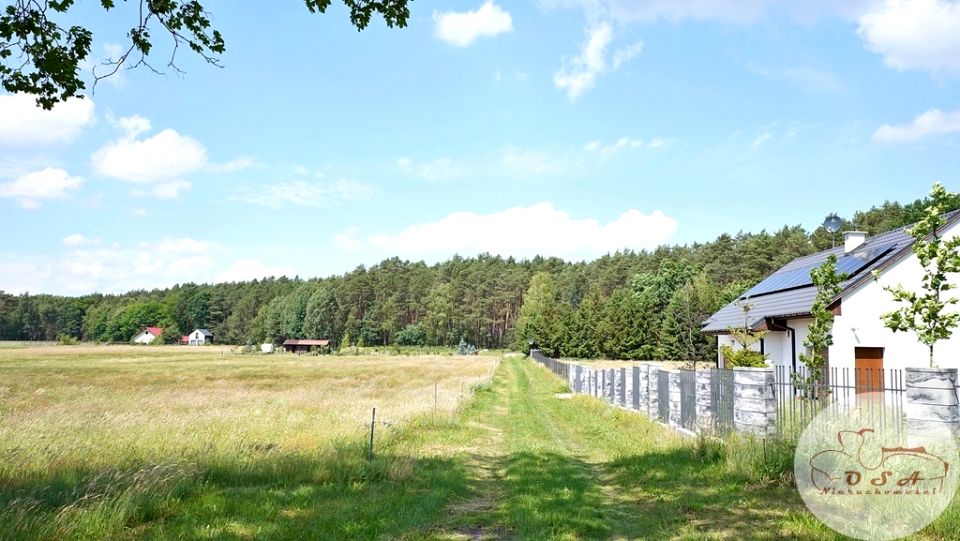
3;347;958;539
0;346;496;540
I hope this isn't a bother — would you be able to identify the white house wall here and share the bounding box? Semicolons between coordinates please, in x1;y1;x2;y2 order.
133;332;156;344
831;221;960;370
716;318;812;369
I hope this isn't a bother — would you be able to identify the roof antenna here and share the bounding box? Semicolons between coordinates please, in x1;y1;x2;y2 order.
823;212;842;249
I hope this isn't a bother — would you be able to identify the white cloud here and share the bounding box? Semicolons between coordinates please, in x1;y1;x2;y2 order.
553;23;643;99
0;94;95;146
217;258;295;283
501;148;559;174
0;168;83;209
433;1;513;46
155;238;211;254
116;114;151;138
397;157;461;182
207;157;256;172
602;0;772;24
647;137;669;149
858;0;960;74
333;227;364;251
542;0;872;25
751;132;772;147
91;119;207;185
0;237;299;294
234;179;375;208
0;237;222;294
152;180;192;198
63;234;99;247
584;136;671;156
873;109;960;142
612;41;644;69
56;242;216;292
341;202;677;261
749;64;846;93
0;259;54;294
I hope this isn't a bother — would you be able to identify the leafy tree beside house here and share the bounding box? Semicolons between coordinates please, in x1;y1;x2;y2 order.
877;183;960;368
793;254;847;397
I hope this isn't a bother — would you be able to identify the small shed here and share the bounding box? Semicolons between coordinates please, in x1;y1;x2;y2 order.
261;343;275;354
188;329;214;346
282;339;330;354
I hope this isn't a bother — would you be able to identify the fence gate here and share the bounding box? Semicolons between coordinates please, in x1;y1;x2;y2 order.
711;368;735;436
680;369;697;431
657;370;670;423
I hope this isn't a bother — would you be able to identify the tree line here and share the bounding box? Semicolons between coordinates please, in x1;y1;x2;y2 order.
0;194;955;361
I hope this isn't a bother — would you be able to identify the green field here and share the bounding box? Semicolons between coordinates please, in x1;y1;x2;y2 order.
2;346;958;539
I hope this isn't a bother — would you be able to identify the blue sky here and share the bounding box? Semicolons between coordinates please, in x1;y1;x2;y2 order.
2;0;959;295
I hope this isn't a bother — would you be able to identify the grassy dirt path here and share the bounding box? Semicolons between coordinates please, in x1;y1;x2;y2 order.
420;356;831;541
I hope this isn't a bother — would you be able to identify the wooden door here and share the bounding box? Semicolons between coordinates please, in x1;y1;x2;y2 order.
855;347;884;394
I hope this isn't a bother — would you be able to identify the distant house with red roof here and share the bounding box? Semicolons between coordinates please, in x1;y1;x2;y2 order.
132;326;164;344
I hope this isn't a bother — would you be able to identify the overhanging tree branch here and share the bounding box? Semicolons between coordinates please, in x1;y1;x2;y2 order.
1;0;412;109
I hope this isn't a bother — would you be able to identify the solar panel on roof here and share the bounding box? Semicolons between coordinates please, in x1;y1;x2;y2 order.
836;241;897;278
741;240;899;299
741;266;816;298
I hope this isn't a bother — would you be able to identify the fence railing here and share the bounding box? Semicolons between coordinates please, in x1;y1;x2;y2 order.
529;349;955;439
773;365;907;434
711;368;735;436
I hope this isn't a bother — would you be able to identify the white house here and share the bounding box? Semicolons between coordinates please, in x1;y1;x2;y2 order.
188;329;213;345
133;327;164;344
703;211;960;376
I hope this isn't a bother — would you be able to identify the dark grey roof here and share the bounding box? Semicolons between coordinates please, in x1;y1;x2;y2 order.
195;329;213;336
701;211;960;334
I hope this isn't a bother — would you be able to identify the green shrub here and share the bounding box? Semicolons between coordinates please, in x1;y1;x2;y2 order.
56;334;79;345
719;345;768;367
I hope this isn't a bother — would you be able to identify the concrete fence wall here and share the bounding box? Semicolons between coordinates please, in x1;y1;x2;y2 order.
647;365;660;419
905;367;960;437
695;370;713;429
667;370;681;428
529;350;960;439
732;367;776;436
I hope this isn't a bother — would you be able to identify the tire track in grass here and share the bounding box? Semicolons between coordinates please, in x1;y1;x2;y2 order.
434;357;623;540
522;359;837;540
434;357;826;540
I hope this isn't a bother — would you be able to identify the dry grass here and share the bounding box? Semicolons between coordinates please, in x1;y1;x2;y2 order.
0;345;497;540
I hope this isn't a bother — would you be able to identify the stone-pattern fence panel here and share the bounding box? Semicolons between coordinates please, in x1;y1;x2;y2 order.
529;350;960;439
